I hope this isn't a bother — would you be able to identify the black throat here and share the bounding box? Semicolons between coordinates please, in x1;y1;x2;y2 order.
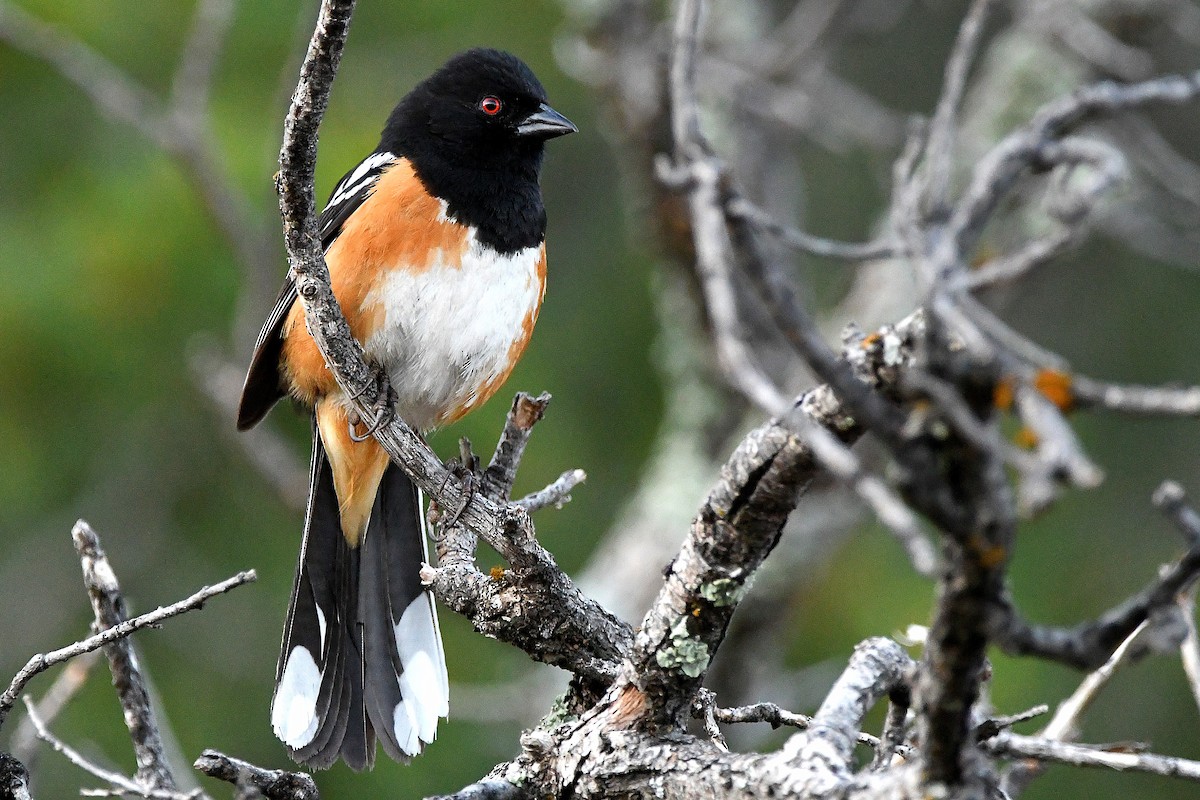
383;133;548;255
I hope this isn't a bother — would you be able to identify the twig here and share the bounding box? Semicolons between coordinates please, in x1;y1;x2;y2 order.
692;689;728;751
1002;620;1148;796
947;70;1200;265
1072;377;1200;419
194;749;318;800
663;0;790;415
1153;481;1200;545
9;649;100;764
973;704;1049;741
923;0;997;212
514;469;588;513
724;197;900;261
964;228;1074;290
171;0;235;117
995;481;1200;671
482;393;553;500
72;521;178;792
711;701;886;751
870;698;910;769
779;638;912;774
21;697;202;800
778;402;937;577
987;732;1200;782
0;566;256;730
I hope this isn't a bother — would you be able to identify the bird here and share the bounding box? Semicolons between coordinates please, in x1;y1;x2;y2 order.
236;48;576;770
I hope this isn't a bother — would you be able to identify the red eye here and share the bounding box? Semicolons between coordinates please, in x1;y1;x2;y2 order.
479;96;502;116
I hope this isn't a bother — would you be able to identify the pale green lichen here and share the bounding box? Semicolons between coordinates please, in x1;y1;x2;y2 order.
698;577;748;607
655;617;710;678
539;693;579;728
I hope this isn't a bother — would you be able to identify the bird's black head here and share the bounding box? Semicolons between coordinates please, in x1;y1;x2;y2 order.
380;49;576;251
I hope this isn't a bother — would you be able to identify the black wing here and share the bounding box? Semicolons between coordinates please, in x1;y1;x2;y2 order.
235;151;399;430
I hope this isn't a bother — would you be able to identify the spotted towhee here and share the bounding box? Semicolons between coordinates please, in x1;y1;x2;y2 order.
236;48;576;770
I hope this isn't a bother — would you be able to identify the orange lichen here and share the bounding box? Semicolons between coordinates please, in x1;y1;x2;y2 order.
978;544;1007;569
1014;426;1039;450
1034;368;1074;412
489;566;506;581
993;376;1015;412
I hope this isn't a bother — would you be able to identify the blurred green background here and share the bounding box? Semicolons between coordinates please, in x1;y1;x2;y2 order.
1;1;1198;798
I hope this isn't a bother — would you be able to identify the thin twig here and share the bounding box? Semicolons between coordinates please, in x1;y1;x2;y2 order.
711;701;887;751
482;392;553;500
10;649;100;764
988;732;1200;782
21;697;203;800
73;521;179;792
923;0;997;212
0;568;256;729
974;704;1049;741
724;197;900;261
1002;620;1149;796
514;469;588;513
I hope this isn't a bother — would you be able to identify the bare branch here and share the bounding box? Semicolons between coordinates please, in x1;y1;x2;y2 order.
483;393;552;500
0;753;32;800
72;521;179;792
712;700;888;750
988;732;1200;782
780;638;912;777
171;0;236;117
0;562;255;730
425;779;524;800
9;650;100;765
1153;480;1200;545
21;697;202;800
193;749;318;800
923;0;998;212
724;197;900;262
513;469;588;513
993;482;1200;673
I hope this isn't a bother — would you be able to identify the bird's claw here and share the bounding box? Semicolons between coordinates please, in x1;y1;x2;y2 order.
348;362;397;442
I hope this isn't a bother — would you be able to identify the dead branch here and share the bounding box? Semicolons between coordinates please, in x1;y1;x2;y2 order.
194;750;318;800
0;561;255;731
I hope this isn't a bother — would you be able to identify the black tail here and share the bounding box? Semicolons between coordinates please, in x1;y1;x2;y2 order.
270;421;448;770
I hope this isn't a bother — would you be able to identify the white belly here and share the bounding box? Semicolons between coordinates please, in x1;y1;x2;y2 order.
361;235;543;431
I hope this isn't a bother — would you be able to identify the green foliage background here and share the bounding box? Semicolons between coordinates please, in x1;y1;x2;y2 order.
1;2;1198;798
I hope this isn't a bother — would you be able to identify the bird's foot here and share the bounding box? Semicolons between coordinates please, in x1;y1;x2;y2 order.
441;437;481;526
348;362;398;442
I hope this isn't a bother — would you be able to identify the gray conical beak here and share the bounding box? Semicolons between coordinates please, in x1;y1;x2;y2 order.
516;103;577;139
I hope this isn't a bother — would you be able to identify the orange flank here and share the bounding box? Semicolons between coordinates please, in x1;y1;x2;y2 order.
314;398;390;546
281;160;472;405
